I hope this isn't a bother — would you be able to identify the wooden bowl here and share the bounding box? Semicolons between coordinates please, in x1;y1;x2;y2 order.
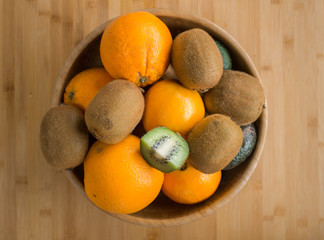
51;9;268;227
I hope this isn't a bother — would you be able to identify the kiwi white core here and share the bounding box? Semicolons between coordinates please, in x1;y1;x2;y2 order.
152;137;177;162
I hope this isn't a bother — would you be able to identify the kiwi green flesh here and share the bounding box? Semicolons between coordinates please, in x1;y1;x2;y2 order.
224;123;257;170
140;127;189;173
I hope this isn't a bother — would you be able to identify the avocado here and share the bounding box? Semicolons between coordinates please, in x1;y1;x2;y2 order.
214;40;232;70
224;123;257;170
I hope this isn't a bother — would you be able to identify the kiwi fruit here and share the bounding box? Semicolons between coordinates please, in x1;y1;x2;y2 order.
187;114;243;174
140;127;189;173
224;123;257;170
172;28;223;91
214;40;232;70
203;70;265;125
85;79;144;144
40;105;89;170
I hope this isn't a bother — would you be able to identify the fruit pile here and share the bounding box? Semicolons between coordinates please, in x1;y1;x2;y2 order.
40;12;265;214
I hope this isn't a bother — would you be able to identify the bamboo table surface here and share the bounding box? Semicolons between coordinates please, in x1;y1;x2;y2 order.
1;0;323;239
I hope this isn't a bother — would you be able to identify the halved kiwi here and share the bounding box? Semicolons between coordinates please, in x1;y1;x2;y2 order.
140;127;189;173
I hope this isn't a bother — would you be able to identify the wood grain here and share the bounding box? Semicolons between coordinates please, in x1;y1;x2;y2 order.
0;0;323;239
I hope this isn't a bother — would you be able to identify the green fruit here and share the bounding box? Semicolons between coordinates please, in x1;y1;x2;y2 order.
172;28;223;91
187;114;243;174
85;79;144;144
40;105;89;170
214;40;232;70
140;127;189;173
224;123;257;170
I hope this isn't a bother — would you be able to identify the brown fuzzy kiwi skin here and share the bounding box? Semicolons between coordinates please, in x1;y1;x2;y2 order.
172;28;223;91
203;70;265;126
40;105;89;170
85;79;144;144
187;114;243;174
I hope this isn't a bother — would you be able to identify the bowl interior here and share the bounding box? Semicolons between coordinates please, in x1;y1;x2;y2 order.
53;10;267;226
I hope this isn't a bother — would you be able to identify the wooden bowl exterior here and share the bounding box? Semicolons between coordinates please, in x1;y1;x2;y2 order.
51;9;268;227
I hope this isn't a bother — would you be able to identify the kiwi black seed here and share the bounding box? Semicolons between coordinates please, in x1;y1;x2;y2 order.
85;79;144;144
203;70;265;126
140;127;189;173
187;114;243;174
172;28;223;92
40;105;89;170
224;123;257;170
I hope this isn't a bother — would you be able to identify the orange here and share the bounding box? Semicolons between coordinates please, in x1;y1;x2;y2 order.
100;11;172;87
162;161;222;204
84;135;164;214
63;68;113;112
142;79;205;137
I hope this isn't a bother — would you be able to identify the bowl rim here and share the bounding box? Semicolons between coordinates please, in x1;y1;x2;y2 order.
51;8;268;227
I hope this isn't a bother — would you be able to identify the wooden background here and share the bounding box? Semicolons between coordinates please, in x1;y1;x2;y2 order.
1;0;323;239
